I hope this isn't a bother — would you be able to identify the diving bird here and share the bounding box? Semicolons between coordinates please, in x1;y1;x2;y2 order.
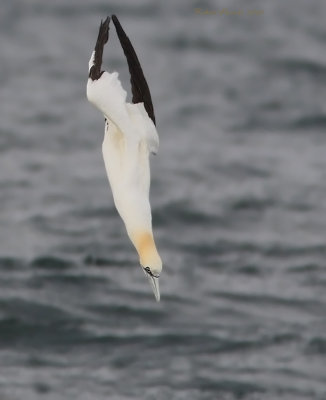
87;15;162;301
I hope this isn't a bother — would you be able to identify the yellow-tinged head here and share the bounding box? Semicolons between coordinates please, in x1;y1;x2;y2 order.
132;231;162;301
137;232;162;271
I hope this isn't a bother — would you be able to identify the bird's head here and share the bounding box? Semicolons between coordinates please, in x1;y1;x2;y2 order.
131;231;162;301
142;265;161;302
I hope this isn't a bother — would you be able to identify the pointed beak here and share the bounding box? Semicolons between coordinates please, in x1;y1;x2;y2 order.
143;269;160;302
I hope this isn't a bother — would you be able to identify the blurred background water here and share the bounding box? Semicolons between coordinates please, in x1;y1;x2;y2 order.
0;0;326;399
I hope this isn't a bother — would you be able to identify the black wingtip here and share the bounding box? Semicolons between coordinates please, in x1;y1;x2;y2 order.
101;16;110;40
89;16;111;81
111;14;119;25
111;15;125;42
111;14;156;125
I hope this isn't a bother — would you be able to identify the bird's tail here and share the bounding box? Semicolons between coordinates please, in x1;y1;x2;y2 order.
89;16;110;81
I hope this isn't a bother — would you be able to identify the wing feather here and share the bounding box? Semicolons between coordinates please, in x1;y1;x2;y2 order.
89;17;110;81
112;14;156;125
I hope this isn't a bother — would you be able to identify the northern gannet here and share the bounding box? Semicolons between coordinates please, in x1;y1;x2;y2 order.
87;15;162;301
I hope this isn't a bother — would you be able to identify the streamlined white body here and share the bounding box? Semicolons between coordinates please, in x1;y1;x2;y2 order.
86;17;162;301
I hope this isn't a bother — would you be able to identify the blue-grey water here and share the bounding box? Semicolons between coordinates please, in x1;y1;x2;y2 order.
1;0;326;399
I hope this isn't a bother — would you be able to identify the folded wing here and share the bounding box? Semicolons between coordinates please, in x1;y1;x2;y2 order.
112;14;156;126
87;17;130;131
89;17;110;81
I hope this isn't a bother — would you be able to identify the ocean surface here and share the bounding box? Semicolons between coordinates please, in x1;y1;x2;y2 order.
1;0;326;399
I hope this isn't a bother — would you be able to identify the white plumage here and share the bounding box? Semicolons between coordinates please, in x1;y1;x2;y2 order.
86;16;162;301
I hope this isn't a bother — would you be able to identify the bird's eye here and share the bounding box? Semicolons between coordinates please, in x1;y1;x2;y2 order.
144;266;159;278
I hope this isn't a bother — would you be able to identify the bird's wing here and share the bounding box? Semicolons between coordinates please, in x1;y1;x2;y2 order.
89;17;110;81
87;17;130;131
112;14;156;126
